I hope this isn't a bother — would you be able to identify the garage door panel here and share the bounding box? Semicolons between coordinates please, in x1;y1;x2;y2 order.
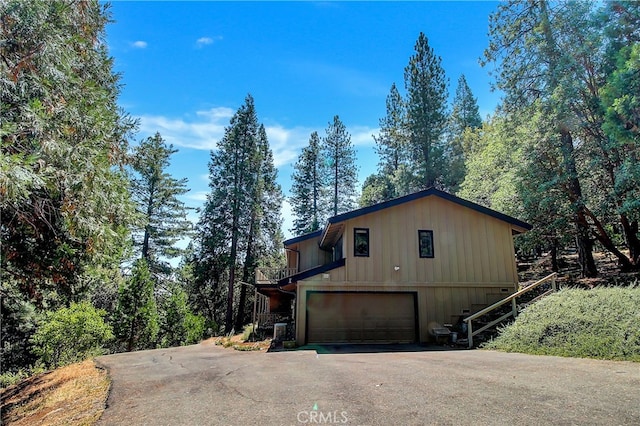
306;292;417;344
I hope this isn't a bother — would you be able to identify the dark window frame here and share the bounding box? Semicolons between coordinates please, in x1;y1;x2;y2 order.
353;228;370;257
418;230;434;258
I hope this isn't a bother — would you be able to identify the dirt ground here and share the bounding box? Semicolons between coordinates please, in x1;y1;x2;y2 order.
518;250;640;287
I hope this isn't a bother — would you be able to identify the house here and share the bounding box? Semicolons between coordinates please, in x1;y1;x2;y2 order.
255;187;532;346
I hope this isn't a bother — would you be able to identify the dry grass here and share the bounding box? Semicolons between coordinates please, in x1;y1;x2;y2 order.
208;331;272;351
0;360;110;426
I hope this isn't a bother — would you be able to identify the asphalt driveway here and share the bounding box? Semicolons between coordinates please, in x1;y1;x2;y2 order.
96;341;640;425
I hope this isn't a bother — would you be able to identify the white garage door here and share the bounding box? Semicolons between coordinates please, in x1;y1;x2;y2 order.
306;292;417;344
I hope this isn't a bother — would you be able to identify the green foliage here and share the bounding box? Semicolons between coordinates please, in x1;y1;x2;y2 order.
404;32;449;189
482;0;640;273
241;324;255;342
359;173;396;208
113;259;159;351
0;364;46;389
458;114;523;215
1;0;136;305
130;132;193;274
290;131;326;234
374;83;409;181
485;286;640;361
158;284;205;347
184;312;206;345
193;94;283;333
1;0;135;375
446;75;482;192
30;302;114;368
1;282;39;373
323;115;359;216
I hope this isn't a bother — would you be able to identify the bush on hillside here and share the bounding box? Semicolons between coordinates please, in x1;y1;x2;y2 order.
484;286;640;361
31;302;114;368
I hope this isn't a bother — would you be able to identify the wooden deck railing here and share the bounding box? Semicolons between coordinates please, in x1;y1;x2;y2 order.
255;267;298;283
463;273;558;348
256;312;290;328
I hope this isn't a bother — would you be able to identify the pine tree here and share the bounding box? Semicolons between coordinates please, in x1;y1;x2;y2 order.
290;132;326;234
1;0;136;371
130;132;193;276
359;173;396;207
194;94;282;333
113;259;159;352
483;0;640;274
446;75;482;192
374;83;408;177
450;75;482;134
404;32;449;189
1;0;136;305
323;115;358;216
235;124;284;330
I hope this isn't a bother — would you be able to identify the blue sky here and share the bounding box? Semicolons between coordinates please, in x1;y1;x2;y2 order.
105;1;502;239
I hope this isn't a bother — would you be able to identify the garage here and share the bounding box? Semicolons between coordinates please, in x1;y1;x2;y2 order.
305;292;417;344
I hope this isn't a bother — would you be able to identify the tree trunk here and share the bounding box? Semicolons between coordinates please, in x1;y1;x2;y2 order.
550;240;559;272
621;216;640;266
235;213;257;331
558;128;598;278
581;206;639;271
574;217;597;278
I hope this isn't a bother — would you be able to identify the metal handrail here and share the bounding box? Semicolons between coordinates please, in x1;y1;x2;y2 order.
464;272;558;348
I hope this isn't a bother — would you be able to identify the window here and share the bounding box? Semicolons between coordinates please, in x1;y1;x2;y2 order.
354;228;369;257
418;230;434;258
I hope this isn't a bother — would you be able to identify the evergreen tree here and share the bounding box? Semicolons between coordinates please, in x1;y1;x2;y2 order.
195;94;265;333
374;83;408;178
157;283;205;347
1;0;136;305
235;125;284;330
290;131;326;234
404;32;449;189
485;0;640;273
130;132;193;275
113;259;159;352
1;0;135;371
484;1;599;276
599;2;640;266
323;115;358;216
359;173;396;207
446;75;482;192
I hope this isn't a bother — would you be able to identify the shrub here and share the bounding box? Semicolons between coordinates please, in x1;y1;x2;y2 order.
184;312;206;345
485;286;640;361
30;302;114;368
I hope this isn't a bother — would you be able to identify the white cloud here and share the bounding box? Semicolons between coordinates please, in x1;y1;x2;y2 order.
138;107;233;151
137;108;377;168
131;40;147;49
264;125;316;167
186;191;209;203
351;126;378;146
196;36;223;47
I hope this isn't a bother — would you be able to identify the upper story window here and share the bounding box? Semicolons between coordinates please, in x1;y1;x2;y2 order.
418;230;434;258
354;228;370;257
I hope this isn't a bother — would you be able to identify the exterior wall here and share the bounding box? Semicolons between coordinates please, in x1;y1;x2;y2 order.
295;277;513;345
291;194;523;345
341;195;518;286
287;236;332;272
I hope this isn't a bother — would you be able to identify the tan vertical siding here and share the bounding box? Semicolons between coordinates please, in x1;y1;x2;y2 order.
342;195;518;285
291;236;332;272
295;279;518;345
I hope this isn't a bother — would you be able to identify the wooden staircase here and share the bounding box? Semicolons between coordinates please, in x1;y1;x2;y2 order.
463;273;558;348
